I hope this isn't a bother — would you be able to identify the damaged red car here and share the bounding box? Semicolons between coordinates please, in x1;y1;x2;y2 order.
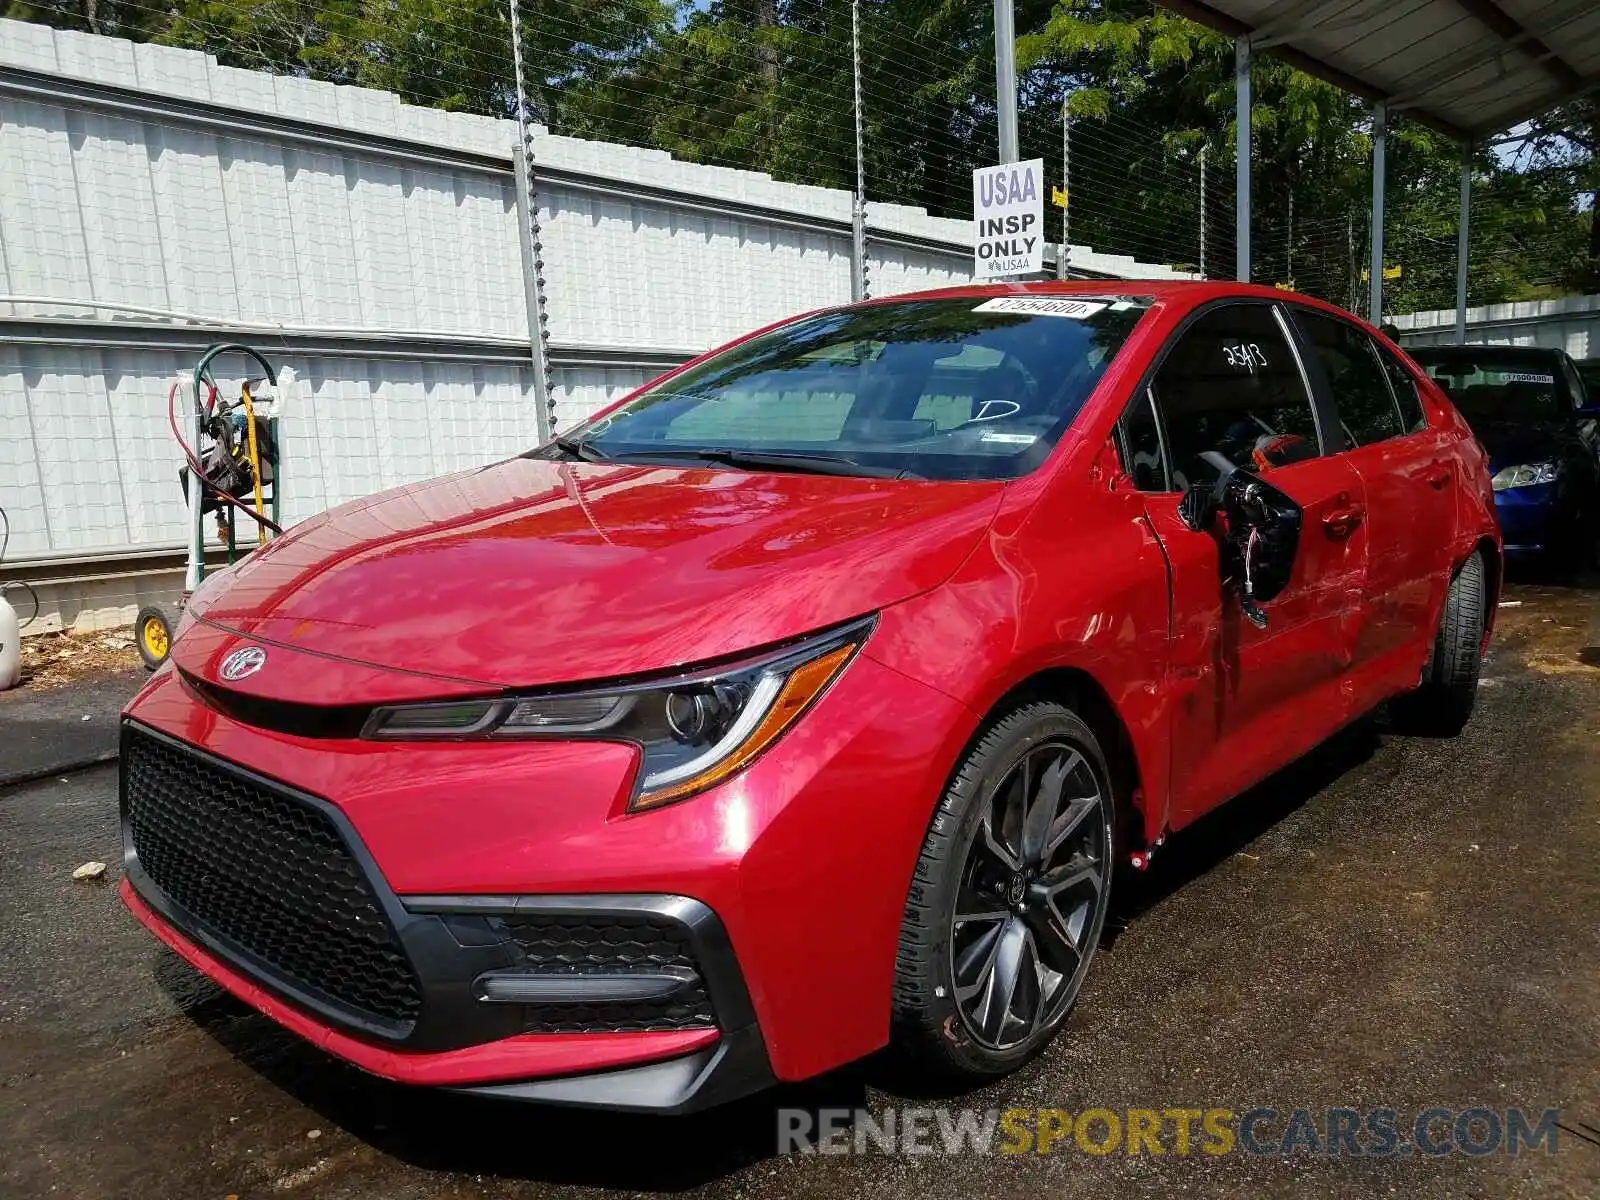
120;281;1500;1111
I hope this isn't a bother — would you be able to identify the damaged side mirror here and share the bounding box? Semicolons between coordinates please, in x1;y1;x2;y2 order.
1177;457;1303;629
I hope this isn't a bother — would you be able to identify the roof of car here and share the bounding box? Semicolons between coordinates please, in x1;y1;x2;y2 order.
863;278;1366;321
871;278;1356;305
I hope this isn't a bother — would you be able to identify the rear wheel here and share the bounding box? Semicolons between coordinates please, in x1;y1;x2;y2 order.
1391;552;1486;736
892;701;1114;1081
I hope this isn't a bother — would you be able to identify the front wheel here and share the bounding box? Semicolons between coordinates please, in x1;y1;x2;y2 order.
892;701;1115;1081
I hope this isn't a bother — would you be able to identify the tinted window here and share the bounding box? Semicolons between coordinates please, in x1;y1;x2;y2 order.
1412;348;1563;423
1375;345;1427;433
1149;303;1321;488
574;296;1151;481
1560;355;1588;409
1297;310;1404;446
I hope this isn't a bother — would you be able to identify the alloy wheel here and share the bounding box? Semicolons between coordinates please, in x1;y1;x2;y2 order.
948;740;1110;1051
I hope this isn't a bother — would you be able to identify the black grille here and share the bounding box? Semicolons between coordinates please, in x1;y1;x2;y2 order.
179;671;373;739
492;912;716;1033
123;726;423;1028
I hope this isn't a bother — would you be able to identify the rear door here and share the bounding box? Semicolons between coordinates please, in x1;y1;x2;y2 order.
1289;309;1454;701
1119;300;1369;827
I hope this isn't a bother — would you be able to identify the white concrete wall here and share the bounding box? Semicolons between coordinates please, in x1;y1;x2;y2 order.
1392;293;1600;360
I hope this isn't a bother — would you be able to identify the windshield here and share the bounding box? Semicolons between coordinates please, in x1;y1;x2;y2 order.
560;296;1152;481
1414;350;1565;423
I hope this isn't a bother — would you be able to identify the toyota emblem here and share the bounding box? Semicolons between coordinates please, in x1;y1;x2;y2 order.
218;646;267;682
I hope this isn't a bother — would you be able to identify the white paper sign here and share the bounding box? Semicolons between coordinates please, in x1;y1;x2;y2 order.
972;297;1107;319
972;158;1045;280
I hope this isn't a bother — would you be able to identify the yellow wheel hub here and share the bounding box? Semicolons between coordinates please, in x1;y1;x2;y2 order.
141;616;169;659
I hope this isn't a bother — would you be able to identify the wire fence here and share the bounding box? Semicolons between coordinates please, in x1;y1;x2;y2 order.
3;0;1596;315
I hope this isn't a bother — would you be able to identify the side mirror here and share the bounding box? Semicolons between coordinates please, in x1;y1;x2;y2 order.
1178;463;1303;629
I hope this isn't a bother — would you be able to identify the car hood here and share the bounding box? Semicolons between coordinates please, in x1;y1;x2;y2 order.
190;457;1004;690
1466;418;1562;470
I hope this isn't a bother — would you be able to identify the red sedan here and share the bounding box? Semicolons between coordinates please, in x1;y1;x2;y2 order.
120;281;1500;1111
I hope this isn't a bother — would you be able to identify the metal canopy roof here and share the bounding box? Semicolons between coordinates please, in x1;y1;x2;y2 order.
1163;0;1600;139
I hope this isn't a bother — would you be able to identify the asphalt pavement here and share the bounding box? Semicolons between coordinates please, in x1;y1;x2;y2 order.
0;667;144;787
2;581;1598;1199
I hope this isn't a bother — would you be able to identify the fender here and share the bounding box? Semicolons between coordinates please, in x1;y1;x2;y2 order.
865;469;1177;849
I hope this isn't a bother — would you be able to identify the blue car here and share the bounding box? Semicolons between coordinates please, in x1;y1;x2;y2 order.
1410;345;1600;563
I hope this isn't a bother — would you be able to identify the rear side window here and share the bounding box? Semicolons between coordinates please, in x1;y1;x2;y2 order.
1376;346;1428;432
1560;355;1588;409
1297;311;1404;446
1147;303;1321;488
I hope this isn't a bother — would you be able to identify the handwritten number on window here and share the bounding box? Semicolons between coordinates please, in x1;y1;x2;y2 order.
1222;343;1268;371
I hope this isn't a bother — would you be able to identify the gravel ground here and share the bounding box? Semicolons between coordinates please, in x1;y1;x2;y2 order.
2;580;1598;1199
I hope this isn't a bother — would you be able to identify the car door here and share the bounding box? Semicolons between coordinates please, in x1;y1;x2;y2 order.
1557;352;1600;521
1119;300;1369;828
1290;309;1454;701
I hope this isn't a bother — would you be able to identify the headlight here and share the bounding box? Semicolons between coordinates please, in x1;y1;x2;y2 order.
363;617;873;810
1491;462;1557;491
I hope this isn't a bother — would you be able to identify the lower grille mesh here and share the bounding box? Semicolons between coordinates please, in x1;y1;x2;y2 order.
123;727;423;1027
493;912;716;1033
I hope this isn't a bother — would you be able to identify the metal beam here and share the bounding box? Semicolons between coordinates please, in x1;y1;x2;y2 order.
0;317;694;373
1156;0;1472;140
1446;0;1588;93
1456;145;1472;344
1370;102;1387;325
1236;36;1252;283
994;0;1020;162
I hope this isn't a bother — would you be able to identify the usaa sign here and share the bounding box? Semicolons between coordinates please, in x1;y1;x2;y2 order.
972;158;1044;280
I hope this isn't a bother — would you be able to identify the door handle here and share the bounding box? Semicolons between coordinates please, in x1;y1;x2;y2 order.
1424;465;1452;489
1322;505;1363;539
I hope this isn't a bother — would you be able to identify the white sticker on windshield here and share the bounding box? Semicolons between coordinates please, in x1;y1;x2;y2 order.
972;297;1108;319
979;432;1038;445
1500;372;1555;384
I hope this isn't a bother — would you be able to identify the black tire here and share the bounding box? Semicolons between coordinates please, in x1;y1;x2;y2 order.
134;605;173;672
892;700;1115;1082
1391;552;1486;736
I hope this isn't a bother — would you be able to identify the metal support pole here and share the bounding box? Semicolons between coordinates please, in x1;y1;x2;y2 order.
1058;99;1071;279
1370;102;1387;325
184;380;203;592
1235;37;1251;282
993;0;1018;164
508;0;554;442
1455;143;1472;344
850;0;868;301
1286;187;1293;285
1198;144;1207;277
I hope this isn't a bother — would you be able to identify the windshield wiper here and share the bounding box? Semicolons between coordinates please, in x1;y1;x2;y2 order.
638;447;916;480
547;435;612;463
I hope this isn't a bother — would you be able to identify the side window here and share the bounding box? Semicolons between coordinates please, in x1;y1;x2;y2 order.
1119;387;1168;491
1297;310;1404;446
1148;303;1321;488
1561;355;1588;410
1374;344;1428;433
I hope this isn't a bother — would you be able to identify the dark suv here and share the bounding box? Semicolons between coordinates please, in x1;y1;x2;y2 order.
1409;344;1600;560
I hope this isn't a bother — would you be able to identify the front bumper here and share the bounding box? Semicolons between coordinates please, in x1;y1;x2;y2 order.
119;721;774;1111
119;643;971;1098
1494;485;1555;554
